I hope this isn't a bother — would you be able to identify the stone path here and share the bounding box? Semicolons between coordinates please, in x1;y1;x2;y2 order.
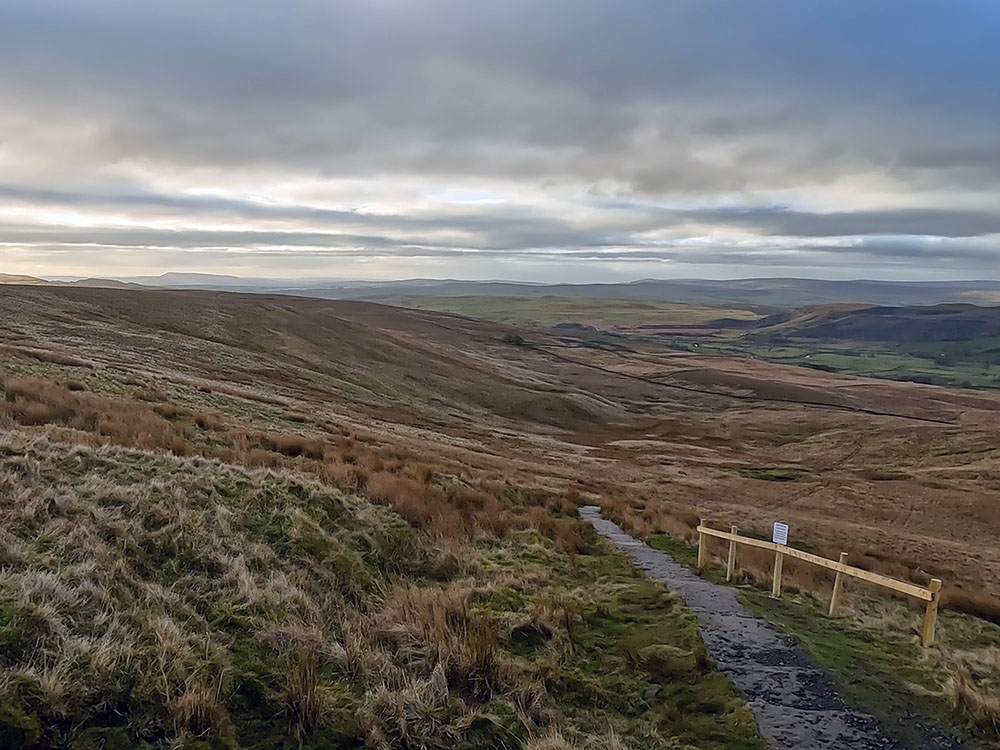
579;506;963;750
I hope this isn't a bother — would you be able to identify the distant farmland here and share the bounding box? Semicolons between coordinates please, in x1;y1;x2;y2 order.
398;294;762;329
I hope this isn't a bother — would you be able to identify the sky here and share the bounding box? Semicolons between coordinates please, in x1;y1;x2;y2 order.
1;0;999;282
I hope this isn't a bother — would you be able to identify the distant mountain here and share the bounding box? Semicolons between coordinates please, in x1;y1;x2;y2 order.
0;273;46;284
0;274;139;289
6;273;1000;308
122;272;259;287
111;274;547;291
70;278;145;289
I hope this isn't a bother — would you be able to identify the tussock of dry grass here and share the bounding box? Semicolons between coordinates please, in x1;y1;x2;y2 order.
0;432;420;747
0;344;93;369
0;428;765;749
524;729;628;750
0;375;582;546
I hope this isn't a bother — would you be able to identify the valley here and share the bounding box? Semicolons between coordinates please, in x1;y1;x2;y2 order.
393;293;1000;391
2;284;1000;747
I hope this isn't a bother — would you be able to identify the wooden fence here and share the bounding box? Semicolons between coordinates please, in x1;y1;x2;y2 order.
696;520;943;647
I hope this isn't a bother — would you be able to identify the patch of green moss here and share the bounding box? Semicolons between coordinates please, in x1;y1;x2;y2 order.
740;590;978;748
0;699;41;749
649;533;698;568
247;512;292;555
0;604;35;665
292;526;334;561
472;587;527;613
549;547;766;750
743;467;807;482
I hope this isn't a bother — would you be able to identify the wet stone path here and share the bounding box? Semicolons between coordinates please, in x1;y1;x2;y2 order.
579;506;962;750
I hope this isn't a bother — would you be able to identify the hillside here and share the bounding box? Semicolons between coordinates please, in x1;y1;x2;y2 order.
703;303;1000;389
0;286;768;748
343;277;1000;308
757;304;1000;342
2;284;1000;588
0;274;141;289
397;295;761;331
3;284;1000;745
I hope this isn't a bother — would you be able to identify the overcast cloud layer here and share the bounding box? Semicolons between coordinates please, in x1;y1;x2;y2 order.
1;0;999;281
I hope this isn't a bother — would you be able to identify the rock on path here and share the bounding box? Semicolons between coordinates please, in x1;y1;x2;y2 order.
579;506;962;750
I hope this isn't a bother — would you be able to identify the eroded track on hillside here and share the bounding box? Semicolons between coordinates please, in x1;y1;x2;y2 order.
579;506;964;750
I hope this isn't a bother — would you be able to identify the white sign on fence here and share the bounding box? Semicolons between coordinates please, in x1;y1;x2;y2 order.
772;522;789;546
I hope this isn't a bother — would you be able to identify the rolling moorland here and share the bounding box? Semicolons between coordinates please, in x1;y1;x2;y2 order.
8;272;1000;388
394;295;1000;392
2;284;1000;747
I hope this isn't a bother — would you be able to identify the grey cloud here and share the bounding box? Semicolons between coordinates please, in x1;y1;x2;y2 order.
7;184;1000;242
13;239;1000;274
2;1;998;192
1;0;1000;278
677;207;1000;239
0;221;625;254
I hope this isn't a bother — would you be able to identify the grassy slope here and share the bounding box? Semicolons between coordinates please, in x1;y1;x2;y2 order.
0;285;617;431
397;292;1000;390
0;432;764;749
701;304;1000;390
397;296;760;329
3;284;1000;745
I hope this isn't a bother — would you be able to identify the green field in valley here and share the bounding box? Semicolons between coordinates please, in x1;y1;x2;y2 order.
665;335;1000;390
399;295;761;329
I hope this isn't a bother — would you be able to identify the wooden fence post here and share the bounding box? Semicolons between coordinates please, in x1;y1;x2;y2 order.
697;519;708;571
699;523;946;646
771;549;784;598
726;525;738;582
828;551;849;616
921;579;943;648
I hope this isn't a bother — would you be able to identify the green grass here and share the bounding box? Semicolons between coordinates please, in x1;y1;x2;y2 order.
682;336;1000;390
742;467;807;482
399;295;760;329
543;542;765;748
738;591;964;748
469;531;766;749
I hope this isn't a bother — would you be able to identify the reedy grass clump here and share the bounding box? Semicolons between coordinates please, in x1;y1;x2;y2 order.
0;430;764;749
0;376;584;546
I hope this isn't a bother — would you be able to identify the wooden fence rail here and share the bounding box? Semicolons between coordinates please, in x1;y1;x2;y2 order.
696;521;943;647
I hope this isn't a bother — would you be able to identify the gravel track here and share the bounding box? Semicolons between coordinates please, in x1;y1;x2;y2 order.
580;506;964;750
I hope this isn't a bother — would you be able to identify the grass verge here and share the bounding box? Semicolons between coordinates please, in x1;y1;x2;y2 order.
647;533;1000;748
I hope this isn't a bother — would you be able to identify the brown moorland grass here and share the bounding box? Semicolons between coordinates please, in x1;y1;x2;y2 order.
2;284;1000;743
0;431;765;750
0;376;575;544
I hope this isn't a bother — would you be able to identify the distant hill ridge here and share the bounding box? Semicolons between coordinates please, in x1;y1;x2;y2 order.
0;274;142;289
0;273;47;284
4;273;1000;307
